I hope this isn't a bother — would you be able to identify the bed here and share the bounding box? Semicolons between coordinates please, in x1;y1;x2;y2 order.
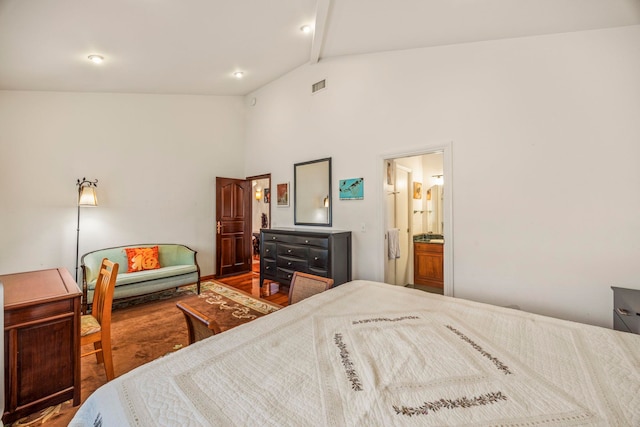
70;280;640;426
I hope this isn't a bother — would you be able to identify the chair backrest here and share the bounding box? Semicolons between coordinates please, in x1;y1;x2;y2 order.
176;301;222;344
91;258;119;324
288;272;334;304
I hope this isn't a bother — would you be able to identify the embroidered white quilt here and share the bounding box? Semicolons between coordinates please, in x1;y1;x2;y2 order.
70;280;640;426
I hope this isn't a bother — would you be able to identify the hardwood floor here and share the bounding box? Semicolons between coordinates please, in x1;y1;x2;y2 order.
214;271;289;307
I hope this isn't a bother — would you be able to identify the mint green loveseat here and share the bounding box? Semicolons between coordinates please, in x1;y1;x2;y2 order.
81;244;200;313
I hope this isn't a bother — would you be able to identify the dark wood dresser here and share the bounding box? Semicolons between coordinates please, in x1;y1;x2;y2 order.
1;268;81;424
612;286;640;334
259;228;352;288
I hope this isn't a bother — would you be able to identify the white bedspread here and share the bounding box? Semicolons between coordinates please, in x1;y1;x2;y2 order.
70;280;640;426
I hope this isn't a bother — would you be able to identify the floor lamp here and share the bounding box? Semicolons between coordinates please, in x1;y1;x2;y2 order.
76;178;98;283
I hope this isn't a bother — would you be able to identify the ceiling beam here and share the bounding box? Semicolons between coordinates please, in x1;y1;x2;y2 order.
310;0;331;64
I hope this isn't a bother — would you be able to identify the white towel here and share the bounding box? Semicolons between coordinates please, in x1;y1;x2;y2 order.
387;228;400;259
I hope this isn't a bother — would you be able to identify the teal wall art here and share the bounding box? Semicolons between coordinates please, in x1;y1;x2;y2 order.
339;178;364;200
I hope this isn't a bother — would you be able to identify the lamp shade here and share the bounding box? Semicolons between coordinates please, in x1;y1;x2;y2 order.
78;186;98;206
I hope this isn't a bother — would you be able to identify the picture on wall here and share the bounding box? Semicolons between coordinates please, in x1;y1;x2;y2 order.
276;182;289;207
413;182;422;199
264;188;270;203
339;178;364;200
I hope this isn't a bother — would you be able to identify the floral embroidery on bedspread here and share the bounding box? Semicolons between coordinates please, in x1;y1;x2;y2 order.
393;391;508;417
351;315;420;325
446;324;512;375
334;333;363;391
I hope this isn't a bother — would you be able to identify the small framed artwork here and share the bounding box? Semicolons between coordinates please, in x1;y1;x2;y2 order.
413;182;422;199
339;178;364;200
276;182;289;207
264;188;270;203
386;160;394;185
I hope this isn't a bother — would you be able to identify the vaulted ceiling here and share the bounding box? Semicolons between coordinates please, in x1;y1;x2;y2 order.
1;0;638;96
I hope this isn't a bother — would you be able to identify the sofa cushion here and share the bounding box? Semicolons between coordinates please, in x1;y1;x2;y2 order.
86;264;198;290
125;246;161;272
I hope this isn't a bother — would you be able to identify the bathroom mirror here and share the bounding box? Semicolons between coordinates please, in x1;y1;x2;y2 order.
294;157;332;226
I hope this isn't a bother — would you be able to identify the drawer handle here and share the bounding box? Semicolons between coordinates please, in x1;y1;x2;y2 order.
287;249;292;253
272;236;276;240
314;257;319;260
287;262;292;266
616;308;632;316
265;249;270;253
305;240;309;243
266;266;270;270
287;274;292;278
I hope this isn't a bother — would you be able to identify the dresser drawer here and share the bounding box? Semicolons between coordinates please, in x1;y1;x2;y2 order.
262;242;277;259
276;267;295;282
277;243;308;259
262;259;276;275
277;255;308;272
288;235;329;248
309;248;329;269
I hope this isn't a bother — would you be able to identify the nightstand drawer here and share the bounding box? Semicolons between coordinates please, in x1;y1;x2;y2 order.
612;286;640;334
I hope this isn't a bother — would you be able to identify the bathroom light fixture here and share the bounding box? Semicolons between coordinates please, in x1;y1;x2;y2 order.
255;188;262;200
233;71;244;79
300;25;312;34
88;55;104;64
433;174;444;185
76;178;98;283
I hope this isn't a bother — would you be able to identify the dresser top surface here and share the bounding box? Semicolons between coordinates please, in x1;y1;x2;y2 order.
262;227;351;236
1;267;81;308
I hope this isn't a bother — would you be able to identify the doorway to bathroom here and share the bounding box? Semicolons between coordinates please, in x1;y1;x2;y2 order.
383;148;451;295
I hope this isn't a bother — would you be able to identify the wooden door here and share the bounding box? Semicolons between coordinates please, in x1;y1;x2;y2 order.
216;177;252;277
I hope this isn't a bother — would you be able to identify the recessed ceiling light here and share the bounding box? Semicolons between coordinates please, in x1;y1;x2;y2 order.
88;55;104;64
233;71;244;79
300;25;312;34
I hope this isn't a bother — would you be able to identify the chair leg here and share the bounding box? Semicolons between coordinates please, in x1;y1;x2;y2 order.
101;337;115;381
93;341;104;364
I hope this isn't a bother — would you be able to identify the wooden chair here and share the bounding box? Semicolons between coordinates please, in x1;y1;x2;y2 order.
288;272;334;304
80;258;118;381
176;301;222;344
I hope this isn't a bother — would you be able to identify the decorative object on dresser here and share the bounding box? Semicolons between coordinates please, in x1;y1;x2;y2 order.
612;286;640;334
1;268;82;424
259;228;351;294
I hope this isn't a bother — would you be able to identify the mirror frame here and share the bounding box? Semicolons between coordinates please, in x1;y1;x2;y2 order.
294;157;332;226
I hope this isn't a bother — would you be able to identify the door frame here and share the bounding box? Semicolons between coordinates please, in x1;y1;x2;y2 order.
380;141;454;296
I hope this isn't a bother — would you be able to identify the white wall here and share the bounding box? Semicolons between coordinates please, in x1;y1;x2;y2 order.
0;91;245;280
244;25;640;327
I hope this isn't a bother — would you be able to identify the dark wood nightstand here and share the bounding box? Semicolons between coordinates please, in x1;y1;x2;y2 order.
1;268;81;423
611;286;640;334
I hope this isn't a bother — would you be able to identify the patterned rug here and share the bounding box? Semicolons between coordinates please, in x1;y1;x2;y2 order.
10;280;281;427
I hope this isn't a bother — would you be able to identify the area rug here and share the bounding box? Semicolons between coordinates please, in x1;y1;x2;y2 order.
10;281;281;427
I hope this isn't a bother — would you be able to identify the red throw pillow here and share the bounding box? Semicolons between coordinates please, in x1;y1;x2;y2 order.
125;246;161;273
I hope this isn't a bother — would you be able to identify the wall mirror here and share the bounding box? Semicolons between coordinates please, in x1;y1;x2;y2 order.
294;157;332;226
